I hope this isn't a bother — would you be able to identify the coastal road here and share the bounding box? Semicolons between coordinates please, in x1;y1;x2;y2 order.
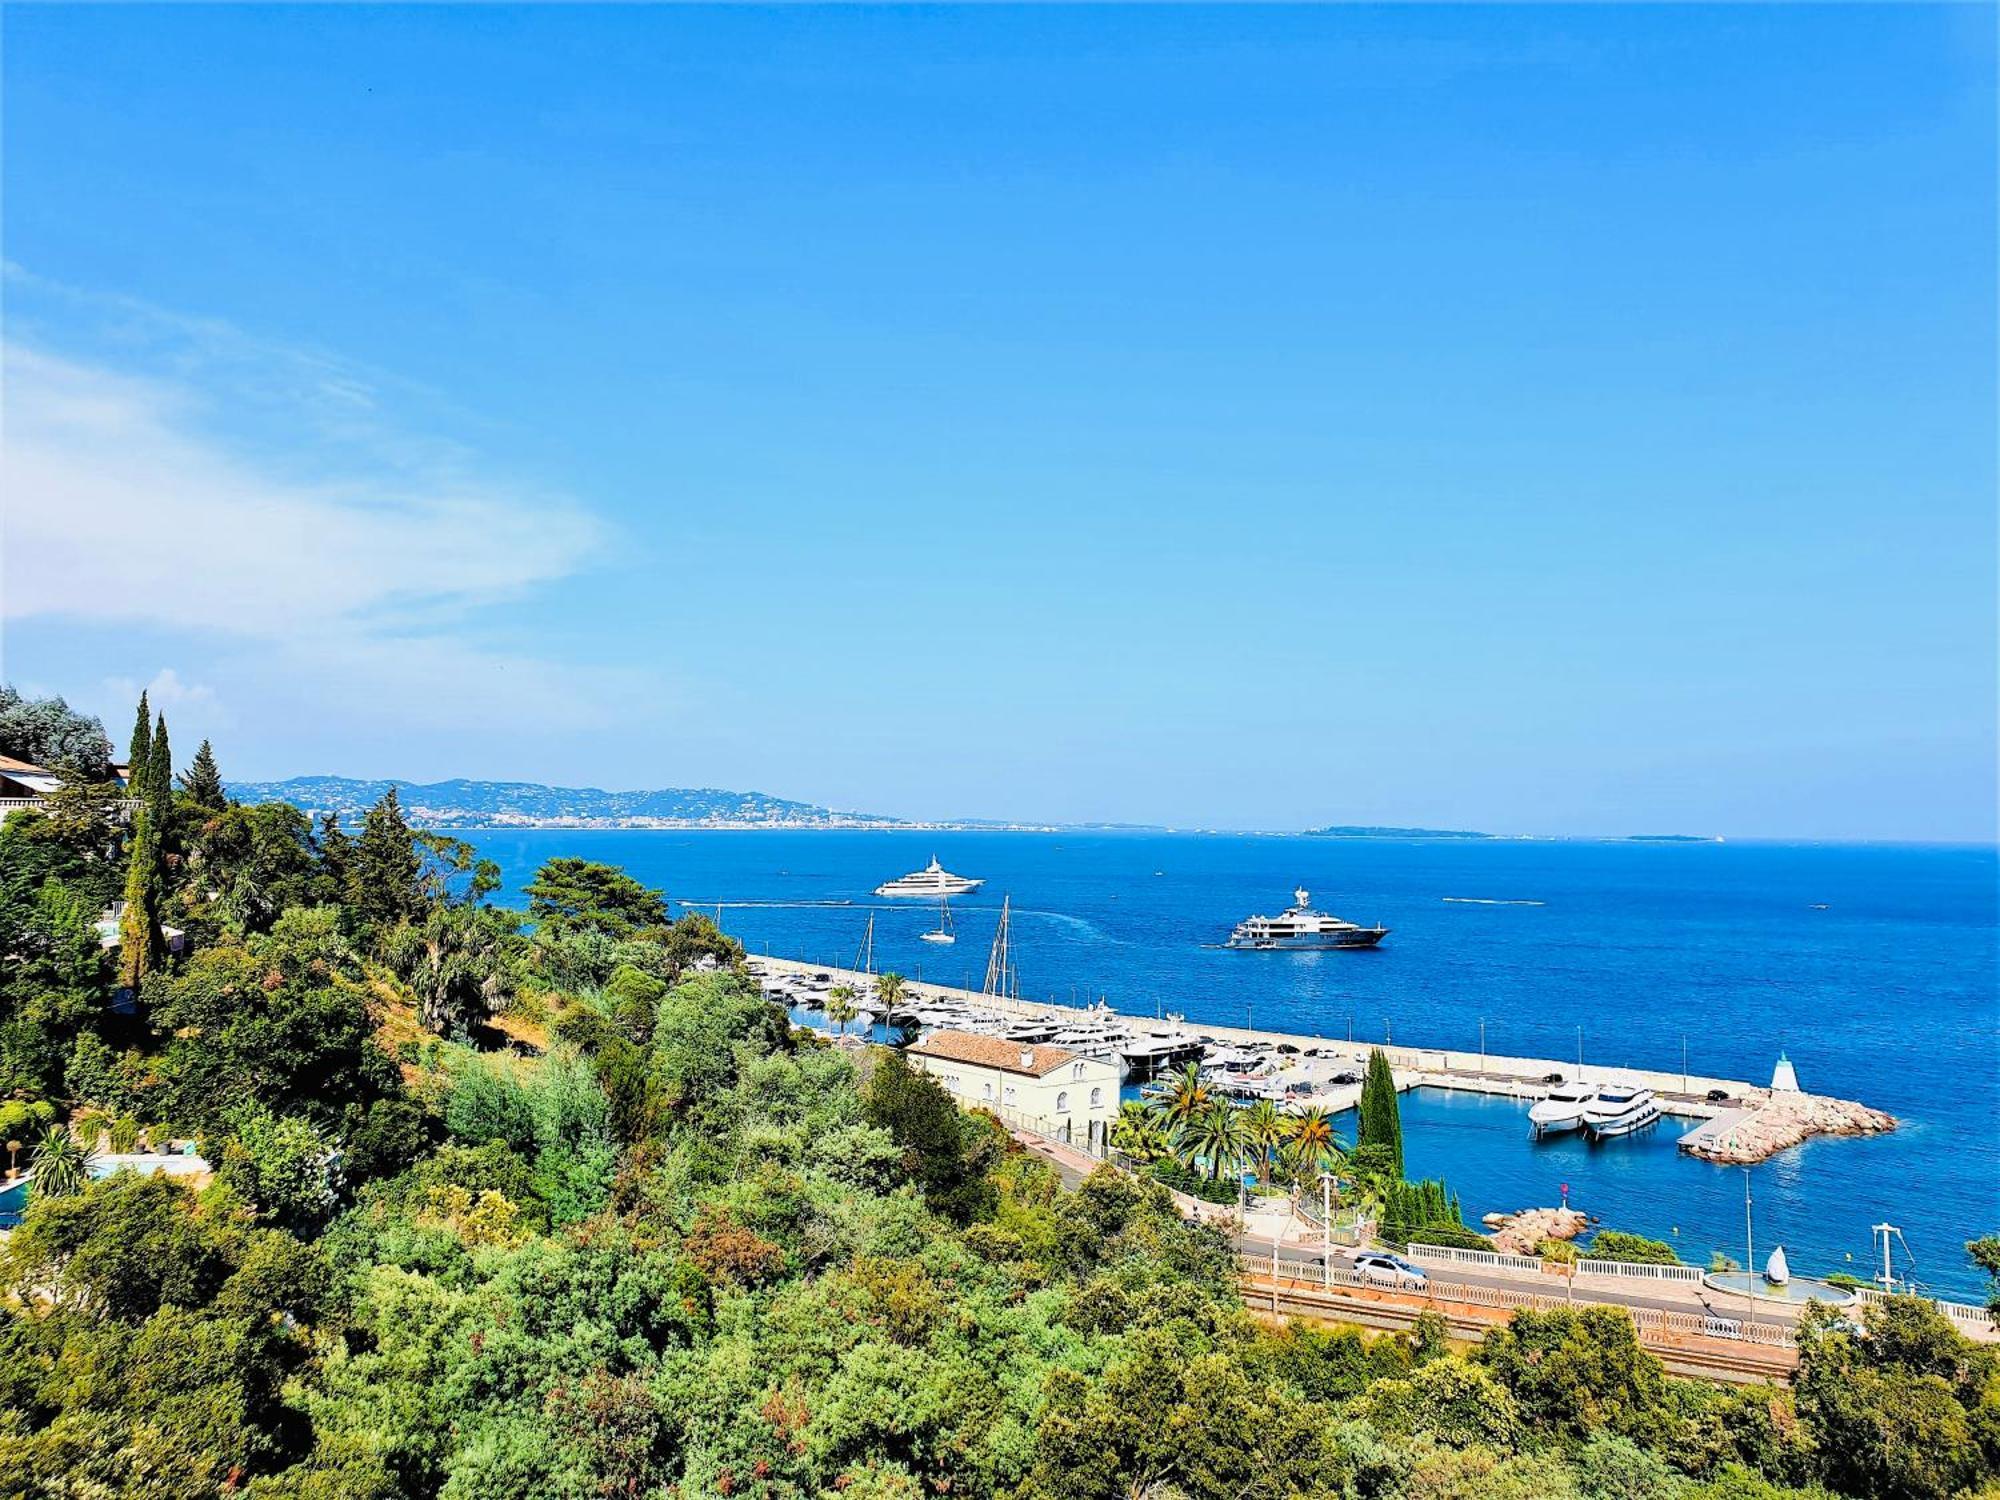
1003;1127;1803;1338
1239;1238;1805;1329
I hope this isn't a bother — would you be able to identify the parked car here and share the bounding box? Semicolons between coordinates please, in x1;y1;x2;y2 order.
1330;1070;1361;1086
1353;1252;1428;1290
1706;1088;1732;1103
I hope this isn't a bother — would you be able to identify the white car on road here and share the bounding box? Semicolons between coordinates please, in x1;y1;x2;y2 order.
1352;1252;1428;1290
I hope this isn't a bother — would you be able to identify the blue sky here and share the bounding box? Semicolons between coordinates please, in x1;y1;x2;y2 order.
2;6;1993;838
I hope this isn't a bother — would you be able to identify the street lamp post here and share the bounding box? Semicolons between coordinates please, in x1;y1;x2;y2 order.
1320;1170;1334;1291
1479;1018;1487;1077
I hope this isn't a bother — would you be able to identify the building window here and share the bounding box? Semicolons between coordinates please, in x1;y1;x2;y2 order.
1073;1062;1086;1080
1089;1087;1103;1108
982;1081;993;1101
1056;1090;1070;1113
1004;1085;1017;1105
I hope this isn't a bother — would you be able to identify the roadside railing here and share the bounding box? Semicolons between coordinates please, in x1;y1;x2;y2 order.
1405;1243;1542;1275
1574;1257;1707;1284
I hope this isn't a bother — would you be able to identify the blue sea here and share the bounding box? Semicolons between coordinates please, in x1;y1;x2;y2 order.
470;830;1999;1301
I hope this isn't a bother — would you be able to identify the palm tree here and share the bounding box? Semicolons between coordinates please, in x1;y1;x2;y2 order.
1154;1062;1213;1131
1111;1100;1172;1163
875;971;906;1012
1242;1100;1287;1185
393;905;512;1039
30;1125;94;1199
826;985;858;1038
1282;1105;1347;1178
1181;1101;1251;1183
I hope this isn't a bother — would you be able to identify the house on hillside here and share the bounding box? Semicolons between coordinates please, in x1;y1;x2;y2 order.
0;754;65;806
907;1029;1120;1153
0;756;135;818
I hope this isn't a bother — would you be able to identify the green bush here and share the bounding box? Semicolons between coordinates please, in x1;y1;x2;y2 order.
1147;1158;1240;1205
108;1115;140;1154
1386;1221;1492;1252
1585;1229;1684;1266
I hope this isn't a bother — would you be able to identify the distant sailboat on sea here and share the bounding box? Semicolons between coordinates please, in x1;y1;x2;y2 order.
921;896;955;945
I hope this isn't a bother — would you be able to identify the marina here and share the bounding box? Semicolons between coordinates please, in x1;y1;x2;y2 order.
745;952;1890;1161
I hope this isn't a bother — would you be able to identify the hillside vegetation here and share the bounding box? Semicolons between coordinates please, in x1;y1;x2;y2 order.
2;688;1999;1500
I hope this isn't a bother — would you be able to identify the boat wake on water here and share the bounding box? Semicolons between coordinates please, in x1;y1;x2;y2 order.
1442;897;1546;906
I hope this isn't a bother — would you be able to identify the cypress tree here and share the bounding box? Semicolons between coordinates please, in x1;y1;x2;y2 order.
117;807;165;990
351;788;421;926
127;692;151;799
146;714;172;825
316;812;354;905
1358;1048;1405;1178
179;739;226;810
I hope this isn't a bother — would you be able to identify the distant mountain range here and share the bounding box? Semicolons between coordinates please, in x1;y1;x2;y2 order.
228;776;915;830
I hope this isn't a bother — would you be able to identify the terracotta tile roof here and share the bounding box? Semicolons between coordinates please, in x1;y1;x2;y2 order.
909;1029;1096;1078
0;754;49;774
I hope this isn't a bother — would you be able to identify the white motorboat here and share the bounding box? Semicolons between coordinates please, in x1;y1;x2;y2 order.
1528;1081;1595;1137
874;856;983;898
1583;1085;1662;1139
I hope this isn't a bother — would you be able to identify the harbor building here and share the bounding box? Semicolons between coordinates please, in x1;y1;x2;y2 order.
907;1029;1119;1152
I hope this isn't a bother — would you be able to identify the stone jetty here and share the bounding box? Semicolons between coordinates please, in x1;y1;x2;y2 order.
1678;1091;1895;1165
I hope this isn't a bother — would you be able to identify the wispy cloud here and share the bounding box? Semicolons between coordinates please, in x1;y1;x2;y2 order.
1;279;638;738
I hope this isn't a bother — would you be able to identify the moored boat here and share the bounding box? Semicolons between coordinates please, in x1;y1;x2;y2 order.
1583;1085;1662;1139
1529;1081;1595;1138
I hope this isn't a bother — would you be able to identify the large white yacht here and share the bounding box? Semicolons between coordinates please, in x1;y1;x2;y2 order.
1583;1085;1662;1140
1528;1080;1595;1138
1225;888;1388;950
873;856;983;898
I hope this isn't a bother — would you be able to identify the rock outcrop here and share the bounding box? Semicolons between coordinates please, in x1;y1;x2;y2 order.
1485;1206;1590;1257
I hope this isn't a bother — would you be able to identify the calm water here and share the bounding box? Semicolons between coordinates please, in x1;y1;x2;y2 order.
472;830;1999;1300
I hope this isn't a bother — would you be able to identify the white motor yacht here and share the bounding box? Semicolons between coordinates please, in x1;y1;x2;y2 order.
874;857;983;898
1528;1081;1595;1137
1583;1085;1662;1139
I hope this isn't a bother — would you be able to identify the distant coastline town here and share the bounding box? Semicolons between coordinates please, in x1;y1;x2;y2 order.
226;776;1722;840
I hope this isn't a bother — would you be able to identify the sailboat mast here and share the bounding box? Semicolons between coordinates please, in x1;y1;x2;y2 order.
855;912;876;976
983;895;1013;998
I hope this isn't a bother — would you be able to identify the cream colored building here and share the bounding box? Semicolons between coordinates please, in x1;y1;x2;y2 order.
907;1029;1120;1152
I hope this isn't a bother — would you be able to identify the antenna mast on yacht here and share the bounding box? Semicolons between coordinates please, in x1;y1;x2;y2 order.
982;895;1017;999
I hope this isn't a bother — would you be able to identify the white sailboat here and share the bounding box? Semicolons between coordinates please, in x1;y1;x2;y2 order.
920;896;956;945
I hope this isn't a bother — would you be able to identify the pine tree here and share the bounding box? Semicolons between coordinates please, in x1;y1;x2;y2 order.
179;739;226;810
146;714;172;826
118;807;165;990
127;692;152;800
1358;1048;1405;1178
351;788;421;926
